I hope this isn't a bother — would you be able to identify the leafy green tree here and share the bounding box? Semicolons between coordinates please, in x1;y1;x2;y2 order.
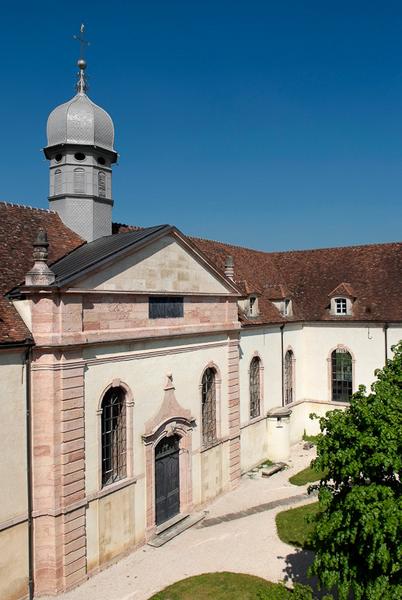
308;342;402;599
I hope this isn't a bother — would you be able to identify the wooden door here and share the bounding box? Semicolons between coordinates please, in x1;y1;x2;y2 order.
155;435;180;525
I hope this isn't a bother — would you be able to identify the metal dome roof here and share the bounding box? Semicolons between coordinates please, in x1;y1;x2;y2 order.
46;91;115;153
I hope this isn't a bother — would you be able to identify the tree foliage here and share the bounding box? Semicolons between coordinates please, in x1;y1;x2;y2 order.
308;342;402;599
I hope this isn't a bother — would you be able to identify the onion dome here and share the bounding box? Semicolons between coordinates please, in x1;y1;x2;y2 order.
45;59;115;154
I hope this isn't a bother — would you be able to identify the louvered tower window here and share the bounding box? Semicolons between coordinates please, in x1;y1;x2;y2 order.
249;357;261;418
98;170;106;197
101;387;127;487
201;368;217;446
331;349;353;402
74;168;85;193
54;169;62;195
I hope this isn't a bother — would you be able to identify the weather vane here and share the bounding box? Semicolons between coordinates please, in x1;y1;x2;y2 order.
73;24;90;93
73;23;90;61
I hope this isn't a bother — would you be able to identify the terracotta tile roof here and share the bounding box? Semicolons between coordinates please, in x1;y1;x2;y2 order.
1;206;401;345
0;202;83;344
113;223;402;325
190;236;402;325
264;284;291;300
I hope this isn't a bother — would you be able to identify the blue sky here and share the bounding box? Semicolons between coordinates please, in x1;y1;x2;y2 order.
2;1;402;250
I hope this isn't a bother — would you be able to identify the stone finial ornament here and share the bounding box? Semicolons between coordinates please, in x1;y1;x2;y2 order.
224;255;234;280
25;228;55;286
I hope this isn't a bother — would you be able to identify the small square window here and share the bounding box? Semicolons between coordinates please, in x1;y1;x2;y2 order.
149;297;184;319
335;298;347;315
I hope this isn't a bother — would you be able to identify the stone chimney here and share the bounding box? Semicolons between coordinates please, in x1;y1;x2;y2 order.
25;229;55;286
224;255;234;281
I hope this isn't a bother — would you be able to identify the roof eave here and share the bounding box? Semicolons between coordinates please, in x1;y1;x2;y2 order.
43;143;118;163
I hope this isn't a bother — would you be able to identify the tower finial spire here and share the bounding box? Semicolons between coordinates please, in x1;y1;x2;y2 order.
73;24;90;94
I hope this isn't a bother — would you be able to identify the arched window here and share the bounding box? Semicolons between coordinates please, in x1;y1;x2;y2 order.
54;169;62;195
284;350;294;405
249;357;261;418
98;170;106;197
74;168;85;194
201;368;216;445
101;386;127;487
331;349;353;402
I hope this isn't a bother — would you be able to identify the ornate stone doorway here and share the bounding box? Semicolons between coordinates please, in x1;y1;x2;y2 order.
155;434;180;525
143;374;196;534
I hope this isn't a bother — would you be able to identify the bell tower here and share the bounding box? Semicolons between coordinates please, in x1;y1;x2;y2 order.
43;25;118;242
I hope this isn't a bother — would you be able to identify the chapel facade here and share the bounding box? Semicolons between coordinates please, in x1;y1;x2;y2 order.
0;56;401;600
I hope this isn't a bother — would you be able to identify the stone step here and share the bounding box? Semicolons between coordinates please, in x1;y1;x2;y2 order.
261;462;287;477
155;512;189;536
148;512;206;547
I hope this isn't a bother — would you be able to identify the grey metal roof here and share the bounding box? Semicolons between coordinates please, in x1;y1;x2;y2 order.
46;92;115;153
50;224;171;286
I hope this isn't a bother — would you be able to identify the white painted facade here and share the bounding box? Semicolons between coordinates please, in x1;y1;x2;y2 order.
0;350;29;600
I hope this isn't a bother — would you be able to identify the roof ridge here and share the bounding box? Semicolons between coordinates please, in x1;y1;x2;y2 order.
0;201;53;214
191;234;402;256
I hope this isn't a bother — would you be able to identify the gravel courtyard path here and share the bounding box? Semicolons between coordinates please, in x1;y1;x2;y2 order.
45;443;316;600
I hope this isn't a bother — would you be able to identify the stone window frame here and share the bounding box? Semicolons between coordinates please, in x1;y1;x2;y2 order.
327;344;356;403
249;352;264;420
96;379;134;491
199;362;222;449
284;347;296;406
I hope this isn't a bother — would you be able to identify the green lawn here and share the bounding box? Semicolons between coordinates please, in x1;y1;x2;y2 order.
149;572;293;599
275;502;319;549
289;465;327;486
302;432;320;445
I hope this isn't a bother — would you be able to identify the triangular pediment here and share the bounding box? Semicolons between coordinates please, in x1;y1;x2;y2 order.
328;282;356;299
68;232;238;295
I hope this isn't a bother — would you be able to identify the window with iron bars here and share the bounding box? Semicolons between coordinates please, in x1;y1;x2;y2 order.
331;349;352;402
101;386;127;487
149;296;184;319
284;350;294;405
201;367;217;446
249;357;261;418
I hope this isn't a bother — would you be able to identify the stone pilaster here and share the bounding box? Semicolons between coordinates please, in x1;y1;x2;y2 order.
31;341;87;594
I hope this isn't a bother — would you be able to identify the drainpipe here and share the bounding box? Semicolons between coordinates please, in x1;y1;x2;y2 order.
383;323;389;364
280;324;285;407
24;341;35;600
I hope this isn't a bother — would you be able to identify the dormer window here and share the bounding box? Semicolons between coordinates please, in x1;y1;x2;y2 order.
248;295;259;317
282;298;292;316
335;298;347;315
328;283;356;316
330;296;352;316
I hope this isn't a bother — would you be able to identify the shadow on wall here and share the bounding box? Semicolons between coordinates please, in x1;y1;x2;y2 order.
279;548;329;599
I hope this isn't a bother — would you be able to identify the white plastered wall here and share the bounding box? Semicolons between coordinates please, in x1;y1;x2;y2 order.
285;322;402;443
238;322;402;453
238;327;282;471
83;333;230;569
0;350;28;600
